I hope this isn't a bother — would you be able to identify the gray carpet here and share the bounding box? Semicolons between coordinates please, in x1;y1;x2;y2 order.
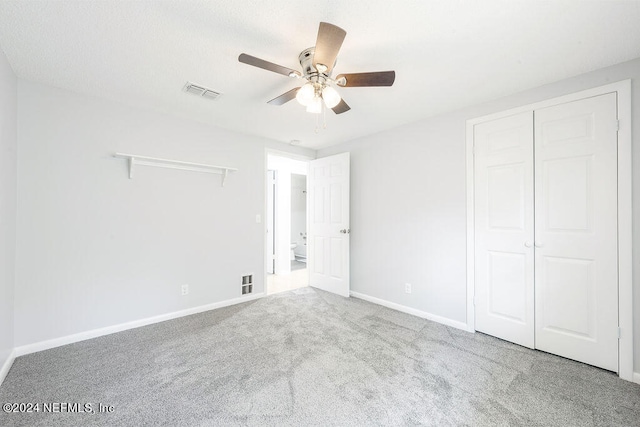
1;288;639;426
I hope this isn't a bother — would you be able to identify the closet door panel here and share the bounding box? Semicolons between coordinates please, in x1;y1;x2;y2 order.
534;93;618;372
474;112;535;348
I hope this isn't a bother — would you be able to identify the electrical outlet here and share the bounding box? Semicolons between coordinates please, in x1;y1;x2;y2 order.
181;284;189;296
405;283;412;294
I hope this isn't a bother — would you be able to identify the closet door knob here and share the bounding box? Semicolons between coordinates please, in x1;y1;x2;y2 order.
524;241;533;248
534;241;544;248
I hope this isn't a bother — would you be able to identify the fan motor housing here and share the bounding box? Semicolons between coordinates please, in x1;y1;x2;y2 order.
298;47;335;83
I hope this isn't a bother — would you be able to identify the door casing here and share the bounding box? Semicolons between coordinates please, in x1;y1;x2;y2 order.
264;149;314;292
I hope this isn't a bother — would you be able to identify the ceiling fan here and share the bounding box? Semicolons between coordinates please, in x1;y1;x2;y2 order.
238;22;395;115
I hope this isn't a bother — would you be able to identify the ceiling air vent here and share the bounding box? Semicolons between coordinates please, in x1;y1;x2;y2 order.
183;82;222;100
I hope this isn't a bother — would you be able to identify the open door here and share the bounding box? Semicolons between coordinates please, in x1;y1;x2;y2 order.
308;152;350;297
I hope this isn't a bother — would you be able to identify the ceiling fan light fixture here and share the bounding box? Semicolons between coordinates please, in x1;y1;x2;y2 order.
306;96;323;114
322;85;341;109
296;83;315;106
238;22;395;120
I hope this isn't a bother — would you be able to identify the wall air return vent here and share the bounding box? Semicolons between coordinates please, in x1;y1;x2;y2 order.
241;274;253;295
183;82;222;100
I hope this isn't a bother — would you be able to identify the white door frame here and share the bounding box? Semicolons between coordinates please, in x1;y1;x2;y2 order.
465;80;633;381
264;149;314;291
266;169;276;274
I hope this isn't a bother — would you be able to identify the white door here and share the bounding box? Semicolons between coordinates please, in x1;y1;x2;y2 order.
534;93;618;371
474;112;535;348
308;152;350;297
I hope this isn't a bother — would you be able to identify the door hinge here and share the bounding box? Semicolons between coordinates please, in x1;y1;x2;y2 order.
618;327;622;339
615;120;620;131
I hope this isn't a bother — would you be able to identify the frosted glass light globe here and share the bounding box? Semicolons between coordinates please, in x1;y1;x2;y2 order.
296;83;315;106
322;85;341;108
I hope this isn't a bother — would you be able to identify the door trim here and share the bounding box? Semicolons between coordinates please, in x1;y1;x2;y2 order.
465;80;633;381
264;149;315;294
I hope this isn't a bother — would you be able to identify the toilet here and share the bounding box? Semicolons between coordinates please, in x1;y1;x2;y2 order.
290;243;297;260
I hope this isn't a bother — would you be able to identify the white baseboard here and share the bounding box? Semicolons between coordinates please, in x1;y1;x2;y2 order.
14;292;264;357
0;349;16;387
350;291;473;332
633;372;640;385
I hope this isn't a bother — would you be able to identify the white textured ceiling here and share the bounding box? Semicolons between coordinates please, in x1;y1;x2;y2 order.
1;0;639;149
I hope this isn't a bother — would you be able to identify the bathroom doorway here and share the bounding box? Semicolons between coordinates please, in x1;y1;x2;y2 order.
266;154;309;295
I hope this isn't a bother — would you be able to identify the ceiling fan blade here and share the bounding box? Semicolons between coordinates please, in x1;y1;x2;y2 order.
267;87;300;105
332;99;351;114
335;71;396;87
313;22;346;74
238;53;301;77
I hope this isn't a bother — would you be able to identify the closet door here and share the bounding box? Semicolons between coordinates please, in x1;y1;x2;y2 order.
534;93;618;371
474;112;535;348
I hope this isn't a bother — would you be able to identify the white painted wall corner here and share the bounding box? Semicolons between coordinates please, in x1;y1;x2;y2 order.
350;291;473;332
633;372;640;385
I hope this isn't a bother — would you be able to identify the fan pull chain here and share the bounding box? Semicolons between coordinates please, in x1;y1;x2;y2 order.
315;110;320;133
323;103;327;129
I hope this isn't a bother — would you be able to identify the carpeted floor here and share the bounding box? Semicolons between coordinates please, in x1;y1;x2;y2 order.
1;288;639;426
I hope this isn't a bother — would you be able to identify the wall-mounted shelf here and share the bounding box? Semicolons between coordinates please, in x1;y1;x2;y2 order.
114;153;238;187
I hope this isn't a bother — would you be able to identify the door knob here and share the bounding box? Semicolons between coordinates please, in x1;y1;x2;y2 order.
524;241;533;248
339;229;350;234
534;241;544;248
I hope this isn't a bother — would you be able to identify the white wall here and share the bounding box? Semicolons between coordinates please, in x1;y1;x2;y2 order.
0;47;17;379
322;115;469;322
14;81;314;347
319;57;640;374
